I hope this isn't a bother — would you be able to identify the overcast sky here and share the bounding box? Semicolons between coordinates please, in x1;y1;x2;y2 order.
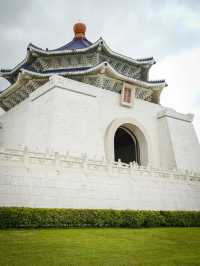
0;0;200;139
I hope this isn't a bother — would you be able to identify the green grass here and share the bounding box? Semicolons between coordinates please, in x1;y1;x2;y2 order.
0;228;199;266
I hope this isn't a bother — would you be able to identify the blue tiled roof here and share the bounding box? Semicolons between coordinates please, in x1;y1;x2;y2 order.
28;37;93;52
23;65;91;74
54;37;92;51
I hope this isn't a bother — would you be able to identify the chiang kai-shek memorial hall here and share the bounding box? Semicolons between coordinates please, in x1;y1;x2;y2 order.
0;23;199;210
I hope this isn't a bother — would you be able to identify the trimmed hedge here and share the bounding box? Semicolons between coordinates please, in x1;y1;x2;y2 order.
0;207;199;228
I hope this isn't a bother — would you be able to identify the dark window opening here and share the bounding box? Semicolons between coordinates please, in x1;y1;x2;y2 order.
114;127;140;164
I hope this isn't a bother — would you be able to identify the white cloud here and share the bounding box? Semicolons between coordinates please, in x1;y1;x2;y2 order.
0;78;9;91
151;47;200;141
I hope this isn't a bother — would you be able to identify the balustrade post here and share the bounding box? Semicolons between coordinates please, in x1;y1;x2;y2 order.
117;159;122;167
0;146;5;153
54;152;61;169
129;162;134;175
81;153;88;171
23;146;29;165
106;160;112;173
65;151;69;160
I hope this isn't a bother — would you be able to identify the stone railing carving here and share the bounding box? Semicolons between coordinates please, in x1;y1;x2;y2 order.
0;147;200;182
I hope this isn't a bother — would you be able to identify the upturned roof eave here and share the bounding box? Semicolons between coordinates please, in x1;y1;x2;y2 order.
100;38;155;66
21;62;166;89
0;72;24;98
0;62;166;99
0;50;31;77
1;38;156;79
28;38;155;65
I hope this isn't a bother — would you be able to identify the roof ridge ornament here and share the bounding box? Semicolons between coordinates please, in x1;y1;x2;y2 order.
97;37;104;52
73;22;86;39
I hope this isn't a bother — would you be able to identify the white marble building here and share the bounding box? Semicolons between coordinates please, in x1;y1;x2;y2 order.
0;23;199;210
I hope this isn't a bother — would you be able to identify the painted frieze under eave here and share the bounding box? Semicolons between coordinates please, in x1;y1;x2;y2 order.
0;62;166;111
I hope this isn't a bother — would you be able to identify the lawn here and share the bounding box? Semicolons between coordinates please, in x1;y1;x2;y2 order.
0;228;199;266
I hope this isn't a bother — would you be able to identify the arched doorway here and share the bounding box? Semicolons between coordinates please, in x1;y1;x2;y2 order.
114;126;140;164
105;118;149;166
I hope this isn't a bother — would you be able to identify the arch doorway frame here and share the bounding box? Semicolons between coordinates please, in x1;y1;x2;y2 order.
105;117;151;166
115;126;140;164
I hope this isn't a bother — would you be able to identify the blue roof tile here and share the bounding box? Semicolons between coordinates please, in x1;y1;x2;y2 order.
54;37;92;51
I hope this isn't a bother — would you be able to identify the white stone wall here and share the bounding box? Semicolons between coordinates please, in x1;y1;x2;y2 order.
158;109;200;171
157;114;176;170
0;76;163;167
0;75;199;172
0;148;199;210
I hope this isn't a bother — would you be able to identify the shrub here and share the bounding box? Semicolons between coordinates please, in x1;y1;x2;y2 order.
120;210;145;228
160;211;200;227
0;207;199;229
142;211;166;227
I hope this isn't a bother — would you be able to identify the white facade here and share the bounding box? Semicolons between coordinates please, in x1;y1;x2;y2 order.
0;75;199;171
0;75;200;210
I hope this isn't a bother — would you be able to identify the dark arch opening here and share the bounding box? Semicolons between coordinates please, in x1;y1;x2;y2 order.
114;126;140;164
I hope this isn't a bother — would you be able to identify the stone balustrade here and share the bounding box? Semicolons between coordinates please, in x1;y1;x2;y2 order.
0;146;199;182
